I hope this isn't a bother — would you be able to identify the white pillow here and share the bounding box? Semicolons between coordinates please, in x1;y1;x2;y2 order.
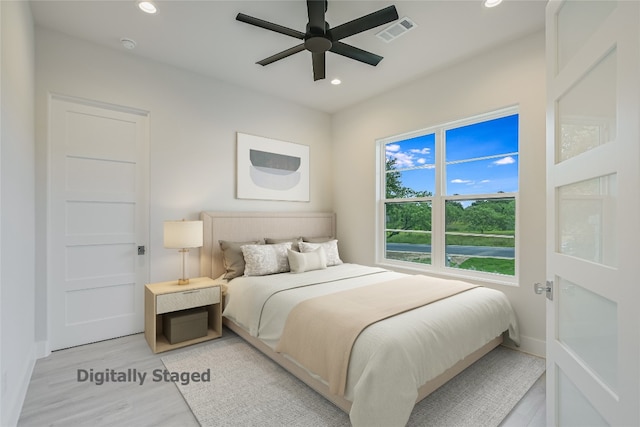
298;240;343;267
241;242;292;276
287;247;327;273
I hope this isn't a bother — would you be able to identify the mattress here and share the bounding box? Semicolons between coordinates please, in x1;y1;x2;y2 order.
223;263;520;426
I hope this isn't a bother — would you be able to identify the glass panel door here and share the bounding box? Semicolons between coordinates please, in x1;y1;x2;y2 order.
546;1;639;426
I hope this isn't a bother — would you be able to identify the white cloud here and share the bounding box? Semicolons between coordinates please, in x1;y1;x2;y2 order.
410;148;431;155
493;156;516;166
451;179;473;184
480;179;491;183
386;144;432;169
389;152;415;168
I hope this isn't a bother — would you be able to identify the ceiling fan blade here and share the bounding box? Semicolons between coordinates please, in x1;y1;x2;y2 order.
312;52;326;81
257;44;306;66
307;0;327;31
330;41;383;66
330;5;399;41
236;13;305;39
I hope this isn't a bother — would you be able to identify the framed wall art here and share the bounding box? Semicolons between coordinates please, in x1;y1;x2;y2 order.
236;132;310;202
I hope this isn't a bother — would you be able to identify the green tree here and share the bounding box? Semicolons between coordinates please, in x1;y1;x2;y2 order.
386;202;432;233
385;157;407;198
445;200;465;231
463;203;500;233
461;199;515;233
385;157;432;238
385;157;431;199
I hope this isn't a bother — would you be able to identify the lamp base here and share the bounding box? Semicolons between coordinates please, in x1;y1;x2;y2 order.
178;278;190;286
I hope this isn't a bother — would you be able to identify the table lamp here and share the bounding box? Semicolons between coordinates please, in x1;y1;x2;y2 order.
163;219;203;285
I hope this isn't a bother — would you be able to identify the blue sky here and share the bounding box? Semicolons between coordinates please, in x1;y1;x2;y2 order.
386;114;519;196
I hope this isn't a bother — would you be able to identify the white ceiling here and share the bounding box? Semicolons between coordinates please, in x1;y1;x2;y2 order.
30;0;547;113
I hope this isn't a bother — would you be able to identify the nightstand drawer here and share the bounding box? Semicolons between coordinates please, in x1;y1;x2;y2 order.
156;287;220;314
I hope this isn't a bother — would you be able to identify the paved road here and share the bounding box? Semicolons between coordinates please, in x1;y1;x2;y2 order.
387;243;514;258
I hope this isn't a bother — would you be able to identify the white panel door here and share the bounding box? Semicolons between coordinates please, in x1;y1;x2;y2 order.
545;1;640;425
49;96;149;350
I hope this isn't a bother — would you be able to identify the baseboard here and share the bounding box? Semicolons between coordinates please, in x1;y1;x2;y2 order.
503;334;545;358
3;343;37;427
35;340;50;359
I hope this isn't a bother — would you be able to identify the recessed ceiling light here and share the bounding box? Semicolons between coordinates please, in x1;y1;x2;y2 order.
138;1;157;14
331;78;341;85
483;0;503;8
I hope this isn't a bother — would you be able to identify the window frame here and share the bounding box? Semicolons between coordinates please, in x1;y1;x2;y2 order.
376;106;520;286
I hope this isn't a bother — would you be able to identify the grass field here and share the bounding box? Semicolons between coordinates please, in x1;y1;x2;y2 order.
385;251;431;265
386;250;514;275
386;231;514;248
451;257;515;275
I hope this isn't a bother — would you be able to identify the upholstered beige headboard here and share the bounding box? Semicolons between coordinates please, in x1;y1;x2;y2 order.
200;211;336;279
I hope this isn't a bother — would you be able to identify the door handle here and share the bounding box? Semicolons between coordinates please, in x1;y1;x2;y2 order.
534;281;553;301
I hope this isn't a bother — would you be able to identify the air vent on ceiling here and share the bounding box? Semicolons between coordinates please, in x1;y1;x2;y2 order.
376;17;417;43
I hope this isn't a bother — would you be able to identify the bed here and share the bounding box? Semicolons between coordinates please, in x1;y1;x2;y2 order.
200;211;519;426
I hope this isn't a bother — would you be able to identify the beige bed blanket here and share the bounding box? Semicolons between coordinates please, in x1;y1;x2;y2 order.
275;274;477;396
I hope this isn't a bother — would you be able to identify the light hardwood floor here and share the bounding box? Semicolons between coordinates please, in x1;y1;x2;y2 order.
500;371;546;427
19;330;545;426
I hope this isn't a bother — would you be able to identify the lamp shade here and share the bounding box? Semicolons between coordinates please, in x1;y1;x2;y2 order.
163;220;203;249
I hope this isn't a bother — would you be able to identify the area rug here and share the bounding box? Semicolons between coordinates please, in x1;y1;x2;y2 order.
161;335;545;427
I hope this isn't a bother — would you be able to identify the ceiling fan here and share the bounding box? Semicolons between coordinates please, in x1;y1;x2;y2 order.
236;0;399;81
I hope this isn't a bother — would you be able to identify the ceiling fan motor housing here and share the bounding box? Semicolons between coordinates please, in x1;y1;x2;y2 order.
304;36;332;53
305;22;332;53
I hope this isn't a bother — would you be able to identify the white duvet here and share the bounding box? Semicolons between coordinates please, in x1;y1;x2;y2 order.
223;264;520;427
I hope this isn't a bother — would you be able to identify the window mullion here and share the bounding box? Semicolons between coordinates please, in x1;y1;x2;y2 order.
377;142;389;264
431;128;446;269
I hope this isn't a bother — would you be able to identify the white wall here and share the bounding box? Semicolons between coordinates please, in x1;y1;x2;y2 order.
331;32;547;356
3;15;546;422
1;1;37;425
34;28;332;345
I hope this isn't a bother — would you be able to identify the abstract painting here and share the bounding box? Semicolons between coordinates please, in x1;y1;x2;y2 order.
237;133;310;202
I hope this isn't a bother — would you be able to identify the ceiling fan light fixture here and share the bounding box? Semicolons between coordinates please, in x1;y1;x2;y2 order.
483;0;503;8
137;1;157;14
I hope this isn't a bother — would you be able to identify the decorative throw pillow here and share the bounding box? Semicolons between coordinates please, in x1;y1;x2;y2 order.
219;240;263;279
241;242;292;276
298;240;343;266
265;237;302;252
287;247;327;273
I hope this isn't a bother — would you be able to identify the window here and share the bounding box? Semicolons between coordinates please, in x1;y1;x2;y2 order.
379;108;519;281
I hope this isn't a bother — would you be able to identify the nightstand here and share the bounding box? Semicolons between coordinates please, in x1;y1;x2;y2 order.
144;277;222;353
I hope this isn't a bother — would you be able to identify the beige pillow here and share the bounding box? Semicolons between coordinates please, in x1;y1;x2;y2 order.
287;247;327;273
298;240;343;266
241;242;292;276
265;237;302;252
219;240;262;279
302;236;334;243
